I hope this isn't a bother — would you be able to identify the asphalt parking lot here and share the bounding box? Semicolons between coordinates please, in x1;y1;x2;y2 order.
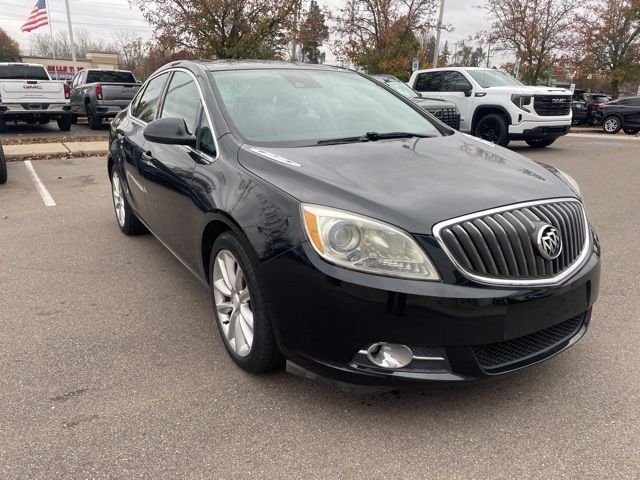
0;120;109;140
1;134;638;479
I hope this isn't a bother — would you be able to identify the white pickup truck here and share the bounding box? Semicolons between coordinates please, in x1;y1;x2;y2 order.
0;62;72;132
408;67;572;147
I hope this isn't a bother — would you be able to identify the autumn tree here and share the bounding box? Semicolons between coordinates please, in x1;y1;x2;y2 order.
114;31;150;80
297;0;329;63
333;0;439;79
573;0;640;98
451;37;486;67
0;28;21;62
28;29;116;58
131;0;299;59
483;0;579;84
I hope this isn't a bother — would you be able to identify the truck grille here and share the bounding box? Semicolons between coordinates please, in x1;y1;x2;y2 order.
434;199;589;285
425;107;460;130
534;95;571;116
473;313;585;371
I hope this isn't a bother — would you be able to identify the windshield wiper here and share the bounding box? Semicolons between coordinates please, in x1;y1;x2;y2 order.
317;131;432;145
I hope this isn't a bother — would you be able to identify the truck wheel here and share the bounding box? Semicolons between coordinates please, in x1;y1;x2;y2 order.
602;116;621;134
57;115;72;132
71;114;78;125
474;113;509;147
0;146;7;184
525;138;556;148
86;107;102;130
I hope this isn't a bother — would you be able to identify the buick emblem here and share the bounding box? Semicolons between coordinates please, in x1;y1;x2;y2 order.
535;224;562;260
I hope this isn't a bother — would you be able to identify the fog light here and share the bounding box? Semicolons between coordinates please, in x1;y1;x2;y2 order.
366;342;413;369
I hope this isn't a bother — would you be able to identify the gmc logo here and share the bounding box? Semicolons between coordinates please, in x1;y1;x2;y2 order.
23;85;43;90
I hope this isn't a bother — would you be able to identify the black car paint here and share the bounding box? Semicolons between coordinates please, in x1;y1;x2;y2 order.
594;96;640;130
108;61;600;386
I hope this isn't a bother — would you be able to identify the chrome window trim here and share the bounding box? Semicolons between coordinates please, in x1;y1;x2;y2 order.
128;67;220;160
432;197;591;287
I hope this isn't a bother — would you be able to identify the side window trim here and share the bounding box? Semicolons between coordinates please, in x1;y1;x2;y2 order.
130;72;169;124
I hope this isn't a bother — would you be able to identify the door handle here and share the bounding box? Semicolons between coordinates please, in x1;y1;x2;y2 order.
141;151;153;164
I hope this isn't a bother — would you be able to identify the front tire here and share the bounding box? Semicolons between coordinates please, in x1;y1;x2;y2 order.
110;168;146;235
0;146;7;184
474;113;510;147
525;138;556;148
209;232;281;373
602;116;621;134
623;127;639;135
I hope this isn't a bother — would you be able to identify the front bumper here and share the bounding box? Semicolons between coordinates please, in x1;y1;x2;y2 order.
261;242;600;386
508;118;571;140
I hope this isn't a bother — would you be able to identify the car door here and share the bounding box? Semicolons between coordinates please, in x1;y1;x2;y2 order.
118;72;170;222
622;97;640;126
141;70;210;267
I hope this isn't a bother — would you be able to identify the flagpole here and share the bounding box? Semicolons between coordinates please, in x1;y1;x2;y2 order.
63;0;77;73
45;0;58;79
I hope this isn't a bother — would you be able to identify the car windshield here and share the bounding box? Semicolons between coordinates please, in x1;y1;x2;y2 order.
209;69;441;146
0;65;49;80
591;96;609;103
86;70;136;83
467;69;523;88
383;80;417;98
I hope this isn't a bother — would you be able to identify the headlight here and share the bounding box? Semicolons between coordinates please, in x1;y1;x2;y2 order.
555;168;581;196
511;94;532;112
301;204;440;280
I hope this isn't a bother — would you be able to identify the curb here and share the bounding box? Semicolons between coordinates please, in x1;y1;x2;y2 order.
3;141;108;160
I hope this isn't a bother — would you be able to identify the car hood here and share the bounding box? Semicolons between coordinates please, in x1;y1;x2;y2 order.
483;85;571;96
238;133;577;234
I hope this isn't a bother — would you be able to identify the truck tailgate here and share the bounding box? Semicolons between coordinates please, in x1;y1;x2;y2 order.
100;83;141;102
0;80;65;102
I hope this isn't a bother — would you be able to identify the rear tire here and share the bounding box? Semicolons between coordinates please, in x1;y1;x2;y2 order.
474;113;510;147
86;106;102;130
209;232;282;373
110;167;146;235
602;116;621;134
57;115;72;132
0;117;6;133
0;146;7;184
623;127;639;135
70;114;78;125
525;138;556;148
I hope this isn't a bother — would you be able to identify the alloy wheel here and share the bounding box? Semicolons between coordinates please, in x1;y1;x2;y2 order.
212;250;254;357
111;170;126;227
603;118;619;133
477;120;499;143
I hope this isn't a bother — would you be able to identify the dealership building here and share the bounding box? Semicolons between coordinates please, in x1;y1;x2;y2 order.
19;52;119;80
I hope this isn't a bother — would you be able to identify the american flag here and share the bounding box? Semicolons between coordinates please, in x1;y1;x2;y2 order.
21;0;49;33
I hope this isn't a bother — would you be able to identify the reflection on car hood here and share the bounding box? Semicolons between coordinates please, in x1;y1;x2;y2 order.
238;133;577;233
412;97;457;109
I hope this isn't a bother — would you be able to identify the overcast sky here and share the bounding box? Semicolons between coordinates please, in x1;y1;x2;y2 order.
2;0;496;63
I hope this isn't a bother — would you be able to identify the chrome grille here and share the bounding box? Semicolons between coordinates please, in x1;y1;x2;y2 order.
533;95;571;116
434;199;589;285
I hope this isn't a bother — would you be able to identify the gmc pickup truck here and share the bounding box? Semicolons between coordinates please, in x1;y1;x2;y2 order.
0;63;72;132
70;69;141;129
408;67;572;147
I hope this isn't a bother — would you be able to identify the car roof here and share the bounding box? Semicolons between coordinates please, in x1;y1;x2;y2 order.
174;60;352;73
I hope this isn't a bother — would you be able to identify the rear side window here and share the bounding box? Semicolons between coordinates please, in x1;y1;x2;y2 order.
442;71;472;92
160;71;202;134
132;73;168;123
0;65;49;80
414;72;445;92
86;70;136;83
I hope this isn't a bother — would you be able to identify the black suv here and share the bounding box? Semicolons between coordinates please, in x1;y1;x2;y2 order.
595;96;640;134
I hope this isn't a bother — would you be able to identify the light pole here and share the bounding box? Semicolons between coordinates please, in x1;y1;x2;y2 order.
432;0;445;67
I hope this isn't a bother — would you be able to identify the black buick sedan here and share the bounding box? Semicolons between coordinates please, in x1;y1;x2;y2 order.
108;61;600;387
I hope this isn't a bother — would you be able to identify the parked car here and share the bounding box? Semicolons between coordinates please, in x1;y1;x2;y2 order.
594;96;640;134
108;61;600;387
572;90;611;125
0;62;72;132
0;144;6;184
371;74;461;130
70;69;141;129
407;67;572;147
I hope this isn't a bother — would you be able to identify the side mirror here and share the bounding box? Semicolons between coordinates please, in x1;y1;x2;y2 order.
463;89;472;97
143;117;197;147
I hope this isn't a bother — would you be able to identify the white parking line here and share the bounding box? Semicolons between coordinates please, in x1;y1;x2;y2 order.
24;160;56;207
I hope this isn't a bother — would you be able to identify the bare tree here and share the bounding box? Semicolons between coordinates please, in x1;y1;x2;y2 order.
483;0;579;84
